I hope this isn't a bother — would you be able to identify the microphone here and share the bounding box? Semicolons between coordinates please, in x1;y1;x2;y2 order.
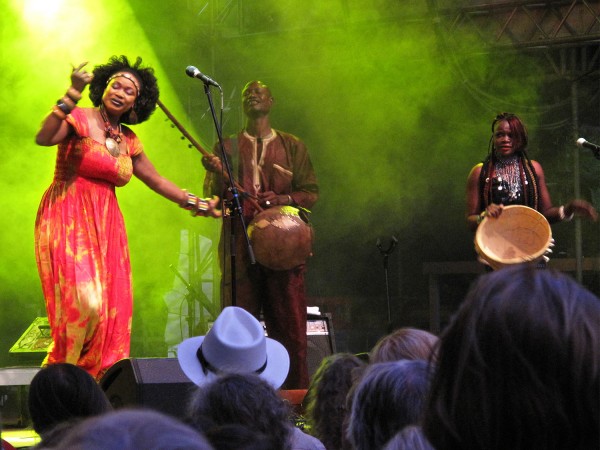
577;138;600;152
576;138;600;159
185;66;221;89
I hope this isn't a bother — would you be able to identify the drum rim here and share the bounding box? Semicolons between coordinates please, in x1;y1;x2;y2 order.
475;205;552;267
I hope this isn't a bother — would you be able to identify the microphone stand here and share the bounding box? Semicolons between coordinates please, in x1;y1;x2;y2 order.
376;236;398;325
201;83;255;307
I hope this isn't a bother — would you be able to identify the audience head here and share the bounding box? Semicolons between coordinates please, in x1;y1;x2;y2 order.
203;424;275;450
347;359;431;450
28;363;111;438
424;264;600;450
186;373;292;450
44;408;213;450
369;328;438;364
177;306;290;389
383;426;435;450
304;353;366;450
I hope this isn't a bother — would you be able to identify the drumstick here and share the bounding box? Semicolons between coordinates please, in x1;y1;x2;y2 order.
156;98;263;212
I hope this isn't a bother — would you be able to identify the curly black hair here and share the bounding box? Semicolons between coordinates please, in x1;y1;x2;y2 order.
88;55;159;125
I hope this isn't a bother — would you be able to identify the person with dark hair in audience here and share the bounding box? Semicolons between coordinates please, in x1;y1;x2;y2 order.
37;409;213;450
186;373;325;450
304;353;366;450
369;327;438;364
28;363;112;447
202;424;274;450
424;263;600;450
347;359;431;450
383;426;435;450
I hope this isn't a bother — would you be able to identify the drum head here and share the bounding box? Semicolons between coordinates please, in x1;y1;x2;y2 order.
475;205;552;270
248;206;313;271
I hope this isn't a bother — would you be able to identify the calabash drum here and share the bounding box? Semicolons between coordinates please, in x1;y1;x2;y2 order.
248;206;314;271
475;205;552;270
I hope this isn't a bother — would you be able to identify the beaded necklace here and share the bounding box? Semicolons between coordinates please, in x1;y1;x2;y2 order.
99;105;122;157
493;154;522;202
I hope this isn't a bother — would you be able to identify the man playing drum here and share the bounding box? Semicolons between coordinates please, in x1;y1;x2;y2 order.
202;81;319;389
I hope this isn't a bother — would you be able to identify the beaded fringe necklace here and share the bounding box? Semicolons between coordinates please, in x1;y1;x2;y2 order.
493;154;523;202
99;105;122;157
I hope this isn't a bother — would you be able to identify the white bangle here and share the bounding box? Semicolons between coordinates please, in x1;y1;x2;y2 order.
559;205;574;222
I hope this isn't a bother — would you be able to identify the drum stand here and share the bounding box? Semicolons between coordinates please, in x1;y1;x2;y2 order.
377;236;398;325
201;82;255;307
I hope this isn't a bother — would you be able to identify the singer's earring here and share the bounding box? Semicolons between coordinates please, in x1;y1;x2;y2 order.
128;106;138;124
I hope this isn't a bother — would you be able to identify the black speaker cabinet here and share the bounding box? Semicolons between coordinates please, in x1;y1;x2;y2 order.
99;358;195;419
259;313;336;380
306;313;336;379
100;315;335;417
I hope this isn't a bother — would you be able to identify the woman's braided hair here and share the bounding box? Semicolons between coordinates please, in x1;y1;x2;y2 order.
479;112;539;210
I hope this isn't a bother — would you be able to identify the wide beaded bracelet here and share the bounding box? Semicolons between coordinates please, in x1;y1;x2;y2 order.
181;191;210;216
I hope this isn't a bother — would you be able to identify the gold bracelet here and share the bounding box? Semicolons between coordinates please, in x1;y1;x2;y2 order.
51;105;67;120
66;87;82;103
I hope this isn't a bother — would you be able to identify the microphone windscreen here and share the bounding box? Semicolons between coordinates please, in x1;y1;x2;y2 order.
185;66;197;77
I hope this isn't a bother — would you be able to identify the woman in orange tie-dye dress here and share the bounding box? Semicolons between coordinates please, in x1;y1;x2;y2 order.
35;56;220;379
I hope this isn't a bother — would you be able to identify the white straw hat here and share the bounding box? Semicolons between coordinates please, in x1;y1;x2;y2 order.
177;306;290;389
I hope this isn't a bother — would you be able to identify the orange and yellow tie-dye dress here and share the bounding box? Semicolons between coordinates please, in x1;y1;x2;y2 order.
34;107;143;379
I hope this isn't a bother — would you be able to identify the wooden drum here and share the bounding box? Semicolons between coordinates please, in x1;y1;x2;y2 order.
248;206;314;271
475;205;552;270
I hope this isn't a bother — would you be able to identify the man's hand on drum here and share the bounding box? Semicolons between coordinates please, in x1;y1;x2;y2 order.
258;191;293;208
565;199;598;221
201;154;222;173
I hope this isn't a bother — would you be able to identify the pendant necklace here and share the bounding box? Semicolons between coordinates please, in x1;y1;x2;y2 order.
99;105;122;157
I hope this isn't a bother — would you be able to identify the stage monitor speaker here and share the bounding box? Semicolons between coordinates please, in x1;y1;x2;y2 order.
306;313;336;379
0;367;40;428
9;317;51;365
259;313;336;380
99;358;195;420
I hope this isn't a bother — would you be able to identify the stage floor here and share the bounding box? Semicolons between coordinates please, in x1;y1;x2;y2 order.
2;428;40;449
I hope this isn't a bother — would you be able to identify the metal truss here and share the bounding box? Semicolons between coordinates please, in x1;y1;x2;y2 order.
431;0;600;49
429;1;600;83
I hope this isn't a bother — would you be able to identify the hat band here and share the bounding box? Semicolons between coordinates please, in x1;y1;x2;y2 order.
196;345;267;376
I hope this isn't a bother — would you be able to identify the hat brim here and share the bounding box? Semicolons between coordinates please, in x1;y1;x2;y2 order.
176;335;290;389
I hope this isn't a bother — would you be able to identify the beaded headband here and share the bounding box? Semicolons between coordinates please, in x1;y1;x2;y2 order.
107;72;140;94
